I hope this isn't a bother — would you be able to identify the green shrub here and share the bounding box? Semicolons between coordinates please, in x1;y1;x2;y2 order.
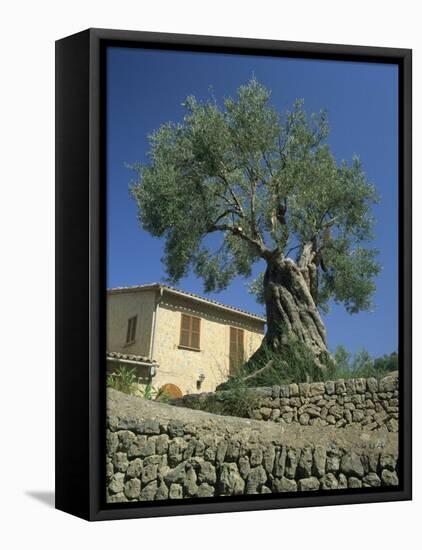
139;381;156;400
217;340;398;391
218;337;335;391
106;365;137;394
330;348;398;381
106;369;174;402
180;382;259;418
139;382;172;402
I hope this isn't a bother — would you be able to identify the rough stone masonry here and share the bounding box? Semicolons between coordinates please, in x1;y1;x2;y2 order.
174;375;399;432
106;383;399;503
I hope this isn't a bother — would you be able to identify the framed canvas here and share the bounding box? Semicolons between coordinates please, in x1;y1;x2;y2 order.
55;28;412;521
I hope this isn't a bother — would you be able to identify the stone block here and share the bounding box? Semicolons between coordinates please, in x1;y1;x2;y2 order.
298;477;320;491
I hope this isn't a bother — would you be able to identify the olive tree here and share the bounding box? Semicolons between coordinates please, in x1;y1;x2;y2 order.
130;79;379;370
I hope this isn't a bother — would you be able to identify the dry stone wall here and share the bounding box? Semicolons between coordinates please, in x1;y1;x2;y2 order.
106;388;399;503
174;375;399;432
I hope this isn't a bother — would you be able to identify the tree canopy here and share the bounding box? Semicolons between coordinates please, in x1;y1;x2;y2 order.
131;78;380;315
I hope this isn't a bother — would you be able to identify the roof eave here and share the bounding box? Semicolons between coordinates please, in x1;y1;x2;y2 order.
160;286;265;324
107;283;266;324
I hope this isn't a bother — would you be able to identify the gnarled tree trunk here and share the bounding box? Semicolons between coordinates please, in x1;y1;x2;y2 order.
248;253;329;372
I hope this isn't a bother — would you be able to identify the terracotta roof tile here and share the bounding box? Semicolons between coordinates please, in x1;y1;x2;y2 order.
106;351;157;365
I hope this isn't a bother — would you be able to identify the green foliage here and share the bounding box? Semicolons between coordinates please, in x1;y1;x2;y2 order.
247;271;265;304
373;351;398;374
180;382;259;418
181;346;398;419
333;344;353;378
331;347;398;380
140;382;171;402
351;349;376;378
106;369;172;401
218;337;336;391
106;365;137;394
131;77;379;315
139;381;156;400
318;245;380;314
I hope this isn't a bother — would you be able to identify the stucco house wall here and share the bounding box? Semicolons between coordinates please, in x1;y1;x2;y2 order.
106;289;156;358
153;293;264;394
106;285;265;395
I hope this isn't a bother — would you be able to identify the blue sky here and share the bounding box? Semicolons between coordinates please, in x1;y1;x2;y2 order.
106;47;398;357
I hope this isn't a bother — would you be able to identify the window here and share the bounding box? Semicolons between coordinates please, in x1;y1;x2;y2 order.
179;313;201;350
126;315;138;344
229;327;244;375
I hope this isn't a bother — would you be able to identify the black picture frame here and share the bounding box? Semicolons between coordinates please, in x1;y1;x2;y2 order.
55;28;412;521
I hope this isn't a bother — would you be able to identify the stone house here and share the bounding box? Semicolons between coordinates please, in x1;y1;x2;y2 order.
107;283;265;395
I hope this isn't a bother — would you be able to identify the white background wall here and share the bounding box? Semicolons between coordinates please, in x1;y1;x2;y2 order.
0;1;419;548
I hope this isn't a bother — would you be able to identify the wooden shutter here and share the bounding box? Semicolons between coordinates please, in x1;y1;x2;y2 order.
180;314;191;347
179;314;201;350
237;327;244;364
190;316;201;350
130;316;137;342
126;319;132;344
229;327;244;375
126;316;138;343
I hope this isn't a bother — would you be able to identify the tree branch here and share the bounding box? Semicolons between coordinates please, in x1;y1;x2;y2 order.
210;208;241;226
240;359;288;382
218;162;245;217
213;190;241;213
321;215;338;230
206;222;271;260
299;241;316;269
285;243;302;258
248;171;259;239
262;151;275;177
